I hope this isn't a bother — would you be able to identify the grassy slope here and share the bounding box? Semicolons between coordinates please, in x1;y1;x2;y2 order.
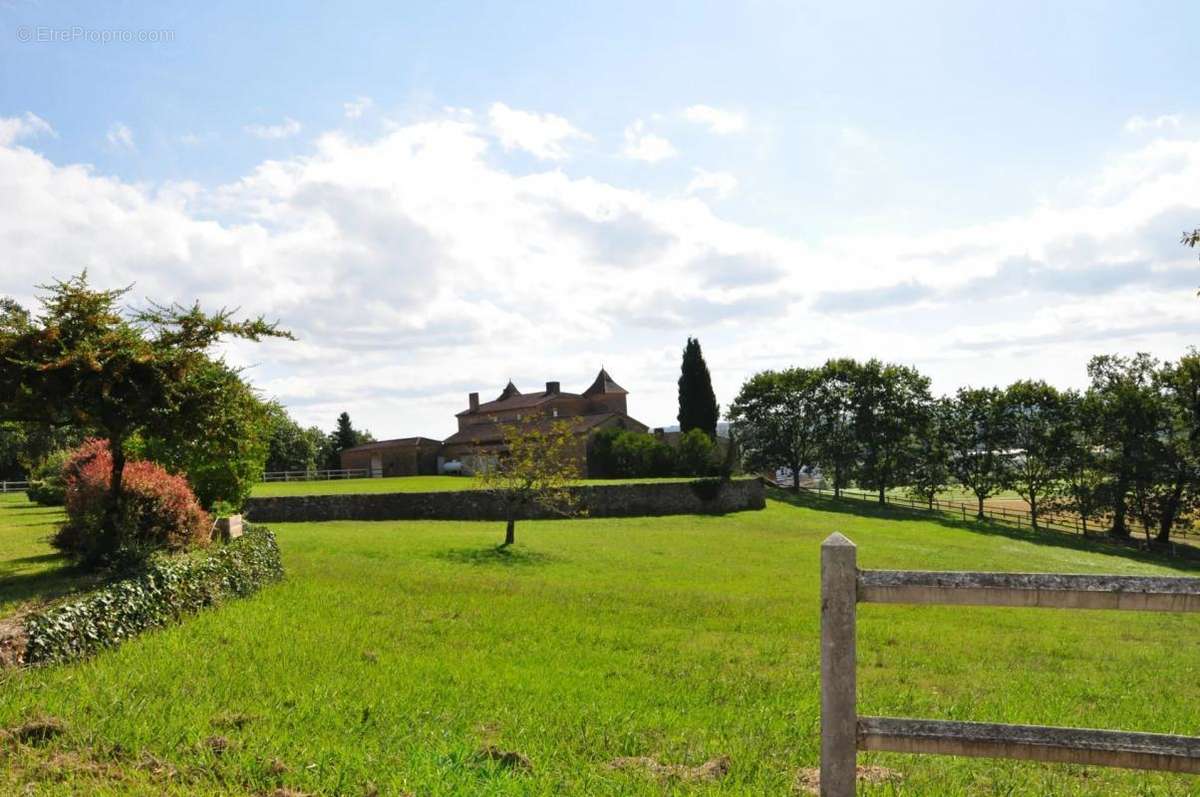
250;475;705;497
1;494;1199;794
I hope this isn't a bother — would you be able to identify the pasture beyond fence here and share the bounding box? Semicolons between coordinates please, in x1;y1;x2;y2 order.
819;533;1200;796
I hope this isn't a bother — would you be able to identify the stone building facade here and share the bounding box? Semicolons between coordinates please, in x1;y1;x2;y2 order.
340;369;649;477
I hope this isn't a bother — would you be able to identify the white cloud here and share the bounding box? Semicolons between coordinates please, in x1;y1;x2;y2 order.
622;120;677;163
1124;114;1182;134
1;106;1198;438
244;117;302;140
684;105;746;135
343;96;374;119
686;169;738;200
487;102;590;160
0;112;55;146
105;122;135;151
179;132;215;146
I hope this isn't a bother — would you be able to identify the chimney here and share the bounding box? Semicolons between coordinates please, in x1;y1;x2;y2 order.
545;381;560;395
469;392;479;412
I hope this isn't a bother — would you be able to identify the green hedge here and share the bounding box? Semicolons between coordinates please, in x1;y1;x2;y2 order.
23;526;283;666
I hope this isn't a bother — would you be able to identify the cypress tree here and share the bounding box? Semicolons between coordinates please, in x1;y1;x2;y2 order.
326;411;360;469
677;337;720;437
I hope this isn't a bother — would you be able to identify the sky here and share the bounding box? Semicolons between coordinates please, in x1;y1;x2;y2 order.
1;0;1199;439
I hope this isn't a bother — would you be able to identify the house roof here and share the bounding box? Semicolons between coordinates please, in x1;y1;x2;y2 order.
442;412;639;447
341;437;443;454
457;369;626;416
582;368;627;396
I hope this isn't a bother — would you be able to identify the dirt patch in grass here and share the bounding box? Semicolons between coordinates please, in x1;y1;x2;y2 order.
607;754;732;782
793;764;902;794
474;745;533;772
211;711;257;730
0;612;29;668
8;715;67;744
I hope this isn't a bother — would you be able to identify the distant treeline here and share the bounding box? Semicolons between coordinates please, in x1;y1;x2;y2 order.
729;352;1200;543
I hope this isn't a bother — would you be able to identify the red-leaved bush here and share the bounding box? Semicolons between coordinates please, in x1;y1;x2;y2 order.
53;439;212;558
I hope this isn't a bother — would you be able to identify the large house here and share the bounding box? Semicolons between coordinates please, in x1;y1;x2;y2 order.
340;369;649;477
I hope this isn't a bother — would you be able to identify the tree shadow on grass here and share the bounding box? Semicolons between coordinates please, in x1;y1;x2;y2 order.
769;487;1200;575
432;545;557;568
0;562;105;614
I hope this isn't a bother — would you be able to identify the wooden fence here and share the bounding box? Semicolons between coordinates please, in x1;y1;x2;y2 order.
819;533;1200;795
802;484;1147;538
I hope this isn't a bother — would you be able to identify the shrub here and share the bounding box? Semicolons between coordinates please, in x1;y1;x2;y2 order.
23;526;283;666
54;439;212;560
25;449;72;506
676;429;718;477
612;431;675;478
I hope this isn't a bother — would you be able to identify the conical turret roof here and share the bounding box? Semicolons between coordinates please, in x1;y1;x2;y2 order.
495;380;522;401
582;368;627;396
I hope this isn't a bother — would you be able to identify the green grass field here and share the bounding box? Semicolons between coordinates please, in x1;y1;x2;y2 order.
251;475;704;498
2;491;1200;794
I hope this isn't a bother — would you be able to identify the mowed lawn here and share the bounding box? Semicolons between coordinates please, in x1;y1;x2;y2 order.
250;475;705;498
2;493;1200;794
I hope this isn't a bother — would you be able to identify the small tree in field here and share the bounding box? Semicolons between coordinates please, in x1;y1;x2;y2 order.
0;274;290;563
476;416;582;546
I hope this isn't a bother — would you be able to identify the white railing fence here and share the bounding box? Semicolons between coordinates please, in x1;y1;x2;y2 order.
0;480;29;494
260;468;370;483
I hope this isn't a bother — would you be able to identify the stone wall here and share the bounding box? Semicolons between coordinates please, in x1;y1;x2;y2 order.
244;477;765;523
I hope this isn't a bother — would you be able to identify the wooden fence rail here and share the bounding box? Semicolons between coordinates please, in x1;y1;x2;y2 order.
819;533;1200;795
802;484;1182;539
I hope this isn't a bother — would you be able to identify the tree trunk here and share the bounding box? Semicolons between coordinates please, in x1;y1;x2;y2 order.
1029;492;1038;531
503;515;516;547
878;485;885;504
791;459;800;493
1111;476;1130;538
101;436;127;555
1156;479;1186;544
976;494;985;521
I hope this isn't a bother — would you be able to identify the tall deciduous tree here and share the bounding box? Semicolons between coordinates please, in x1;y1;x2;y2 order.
134;359;272;510
0;274;290;561
1087;353;1161;539
1004;380;1070;531
477;416;582;546
1052;390;1106;535
677;337;719;437
1135;353;1200;543
946;387;1012;519
852;359;931;503
264;402;321;473
728;367;821;491
907;397;953;509
814;358;859;497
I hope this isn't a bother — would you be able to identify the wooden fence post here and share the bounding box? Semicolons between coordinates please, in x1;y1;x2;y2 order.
821;533;857;796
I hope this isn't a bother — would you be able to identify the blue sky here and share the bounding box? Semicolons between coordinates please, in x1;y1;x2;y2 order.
2;1;1199;437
